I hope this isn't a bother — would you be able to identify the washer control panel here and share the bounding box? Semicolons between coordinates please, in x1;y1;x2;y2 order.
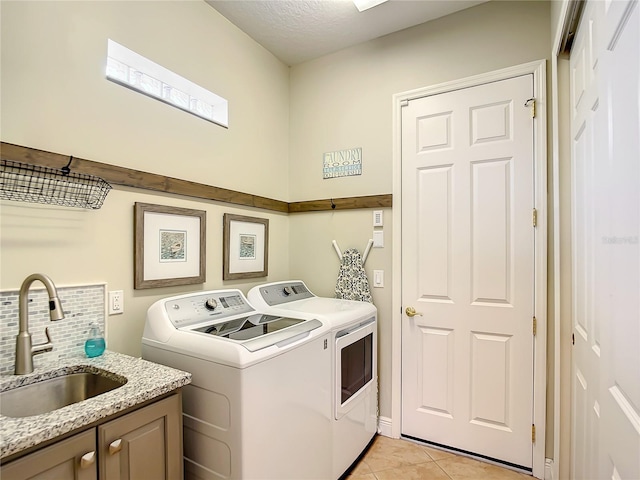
164;290;254;328
257;282;314;306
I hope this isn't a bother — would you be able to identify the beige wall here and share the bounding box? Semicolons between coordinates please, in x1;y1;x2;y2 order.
289;0;552;200
288;0;551;423
0;193;289;355
0;0;291;355
1;0;290;199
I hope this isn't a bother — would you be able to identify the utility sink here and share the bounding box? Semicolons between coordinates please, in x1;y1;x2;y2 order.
0;369;127;418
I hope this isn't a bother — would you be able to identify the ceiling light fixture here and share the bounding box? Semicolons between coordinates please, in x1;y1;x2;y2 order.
353;0;389;12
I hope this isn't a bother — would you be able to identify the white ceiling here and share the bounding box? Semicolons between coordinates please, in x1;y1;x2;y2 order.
205;0;487;66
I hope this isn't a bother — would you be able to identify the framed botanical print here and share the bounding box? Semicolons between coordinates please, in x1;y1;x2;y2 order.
134;202;206;289
223;213;269;280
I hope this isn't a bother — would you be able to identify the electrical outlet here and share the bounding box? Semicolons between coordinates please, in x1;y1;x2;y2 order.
109;290;124;315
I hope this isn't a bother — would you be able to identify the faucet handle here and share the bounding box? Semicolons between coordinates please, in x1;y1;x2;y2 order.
32;327;54;355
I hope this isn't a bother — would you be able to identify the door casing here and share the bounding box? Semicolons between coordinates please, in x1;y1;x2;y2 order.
390;59;548;479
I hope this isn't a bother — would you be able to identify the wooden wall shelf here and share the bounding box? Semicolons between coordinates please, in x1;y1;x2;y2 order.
288;194;392;212
0;142;392;213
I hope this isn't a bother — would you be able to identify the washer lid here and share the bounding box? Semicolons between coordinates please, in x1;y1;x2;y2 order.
193;314;299;339
192;316;323;352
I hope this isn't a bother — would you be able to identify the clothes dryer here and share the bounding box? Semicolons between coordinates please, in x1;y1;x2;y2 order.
247;281;377;479
142;289;332;480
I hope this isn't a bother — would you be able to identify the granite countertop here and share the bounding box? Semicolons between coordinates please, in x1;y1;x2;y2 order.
0;351;191;460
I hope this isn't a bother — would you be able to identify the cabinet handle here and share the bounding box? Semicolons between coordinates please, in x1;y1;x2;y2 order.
80;451;96;469
109;439;123;455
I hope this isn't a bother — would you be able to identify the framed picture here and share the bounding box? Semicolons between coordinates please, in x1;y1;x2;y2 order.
134;202;206;289
223;213;269;280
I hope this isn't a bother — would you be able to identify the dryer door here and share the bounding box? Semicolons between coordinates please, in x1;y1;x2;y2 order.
335;318;376;419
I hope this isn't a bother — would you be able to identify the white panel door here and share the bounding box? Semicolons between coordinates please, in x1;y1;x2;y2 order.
570;1;640;478
570;1;602;476
401;74;535;469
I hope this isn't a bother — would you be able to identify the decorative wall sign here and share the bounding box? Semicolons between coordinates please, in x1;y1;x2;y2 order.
223;213;269;280
323;147;362;179
134;202;206;289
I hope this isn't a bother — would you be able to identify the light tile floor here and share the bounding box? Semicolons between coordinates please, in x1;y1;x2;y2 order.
345;435;532;480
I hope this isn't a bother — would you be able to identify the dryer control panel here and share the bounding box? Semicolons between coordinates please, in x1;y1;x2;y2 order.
256;281;314;306
164;290;254;328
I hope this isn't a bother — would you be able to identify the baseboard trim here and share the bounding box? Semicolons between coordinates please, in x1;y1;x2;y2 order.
377;416;394;437
545;458;554;480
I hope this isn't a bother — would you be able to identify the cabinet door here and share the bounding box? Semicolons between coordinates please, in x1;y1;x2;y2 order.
1;430;97;480
99;393;182;480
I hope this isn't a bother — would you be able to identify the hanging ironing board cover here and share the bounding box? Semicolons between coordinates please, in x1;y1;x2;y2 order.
335;248;373;303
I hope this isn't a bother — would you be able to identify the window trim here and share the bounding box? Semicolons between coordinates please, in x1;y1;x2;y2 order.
106;39;228;128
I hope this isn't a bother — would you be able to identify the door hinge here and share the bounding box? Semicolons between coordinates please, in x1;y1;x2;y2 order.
532;208;538;228
533;316;537;336
572;333;575;345
401;99;410;108
532;424;536;443
525;98;536;118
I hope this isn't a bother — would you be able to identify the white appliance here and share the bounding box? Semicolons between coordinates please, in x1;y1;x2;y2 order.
141;289;332;480
247;281;378;479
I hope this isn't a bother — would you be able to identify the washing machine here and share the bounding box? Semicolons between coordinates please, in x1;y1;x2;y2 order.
247;280;377;479
141;289;332;480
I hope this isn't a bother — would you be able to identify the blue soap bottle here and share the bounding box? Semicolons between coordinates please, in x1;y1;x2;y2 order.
85;322;106;358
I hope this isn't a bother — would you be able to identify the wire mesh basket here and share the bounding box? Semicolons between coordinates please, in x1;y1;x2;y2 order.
0;159;112;209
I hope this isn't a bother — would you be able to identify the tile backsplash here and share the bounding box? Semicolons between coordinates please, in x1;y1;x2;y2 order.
0;284;106;374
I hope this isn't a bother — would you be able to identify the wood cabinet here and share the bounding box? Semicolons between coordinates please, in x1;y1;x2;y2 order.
1;392;182;480
1;430;97;480
99;394;182;480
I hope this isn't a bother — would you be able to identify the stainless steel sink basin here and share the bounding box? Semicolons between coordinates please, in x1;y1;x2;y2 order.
0;369;127;418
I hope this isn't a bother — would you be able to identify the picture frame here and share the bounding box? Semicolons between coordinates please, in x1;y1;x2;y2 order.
223;213;269;280
134;202;206;289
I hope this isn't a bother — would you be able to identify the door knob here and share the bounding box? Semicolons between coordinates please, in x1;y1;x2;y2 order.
405;306;423;317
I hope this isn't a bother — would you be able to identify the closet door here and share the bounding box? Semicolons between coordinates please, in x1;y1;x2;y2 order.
570;1;640;478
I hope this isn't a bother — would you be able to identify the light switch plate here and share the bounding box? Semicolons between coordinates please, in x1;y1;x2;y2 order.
373;230;384;247
373;270;384;287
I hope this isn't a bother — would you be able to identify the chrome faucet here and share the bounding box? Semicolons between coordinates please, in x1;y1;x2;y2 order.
14;273;65;375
